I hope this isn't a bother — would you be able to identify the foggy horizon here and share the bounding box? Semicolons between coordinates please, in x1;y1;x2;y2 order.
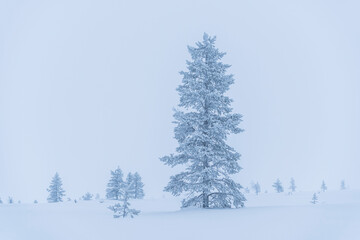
1;0;359;203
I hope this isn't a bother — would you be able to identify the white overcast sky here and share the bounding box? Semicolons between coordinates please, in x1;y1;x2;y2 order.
0;0;359;202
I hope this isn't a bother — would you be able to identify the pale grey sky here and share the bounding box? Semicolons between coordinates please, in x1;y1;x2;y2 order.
1;0;359;202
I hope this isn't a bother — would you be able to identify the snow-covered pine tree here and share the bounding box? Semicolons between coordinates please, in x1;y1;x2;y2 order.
82;192;93;201
252;182;261;195
108;174;140;218
340;180;346;190
47;172;65;203
8;197;13;204
106;167;124;200
289;177;296;192
0;198;2;204
310;193;318;204
321;180;327;192
272;179;284;193
34;200;38;204
160;33;245;209
132;172;145;199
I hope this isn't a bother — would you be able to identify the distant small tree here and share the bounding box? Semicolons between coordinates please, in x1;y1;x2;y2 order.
310;193;318;204
47;172;65;203
321;180;327;192
34;200;38;204
8;197;13;204
289;178;296;192
272;179;284;193
132;172;145;199
95;193;100;200
340;180;346;190
82;192;93;201
106;167;124;200
0;198;2;204
18;200;21;204
252;182;261;195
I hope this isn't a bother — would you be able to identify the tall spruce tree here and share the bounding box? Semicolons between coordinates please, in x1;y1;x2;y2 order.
106;167;124;200
47;172;65;203
161;33;245;208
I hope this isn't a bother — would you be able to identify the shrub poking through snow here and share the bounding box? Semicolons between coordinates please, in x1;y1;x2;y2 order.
82;192;93;201
108;200;140;218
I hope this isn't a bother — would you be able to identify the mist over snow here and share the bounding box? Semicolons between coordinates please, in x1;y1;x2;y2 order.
1;0;360;203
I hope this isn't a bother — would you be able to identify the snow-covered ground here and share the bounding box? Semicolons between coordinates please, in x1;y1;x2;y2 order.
1;190;360;240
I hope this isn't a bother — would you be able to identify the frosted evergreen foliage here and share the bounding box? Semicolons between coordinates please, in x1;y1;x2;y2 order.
252;182;261;195
47;172;65;203
161;33;245;208
272;179;284;193
311;193;318;204
289;178;296;192
106;167;124;200
321;180;327;192
8;197;13;204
